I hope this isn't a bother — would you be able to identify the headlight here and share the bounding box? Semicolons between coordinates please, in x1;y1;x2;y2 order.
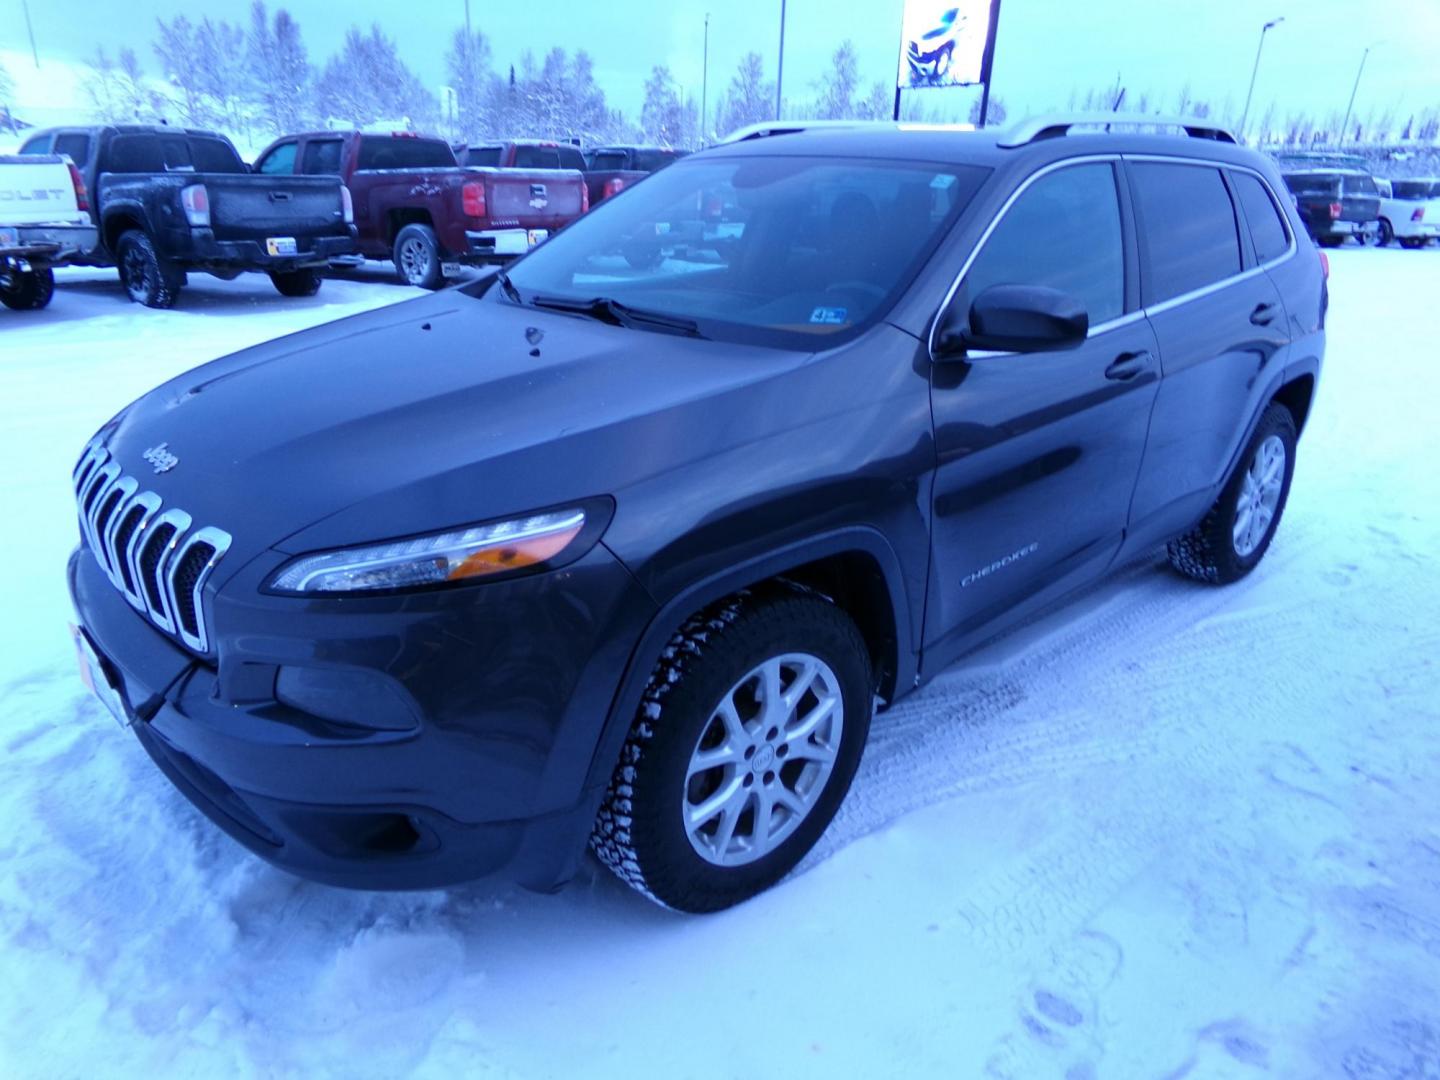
267;508;589;595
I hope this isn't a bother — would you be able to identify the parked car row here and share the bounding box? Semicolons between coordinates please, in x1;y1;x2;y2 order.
4;124;687;310
1278;162;1440;250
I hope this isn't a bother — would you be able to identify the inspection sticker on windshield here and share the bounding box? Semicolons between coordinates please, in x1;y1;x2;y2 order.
810;306;848;325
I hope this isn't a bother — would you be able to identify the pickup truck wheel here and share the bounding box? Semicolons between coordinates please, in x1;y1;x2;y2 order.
0;266;55;310
1317;236;1344;248
393;224;443;289
1167;402;1297;585
268;267;323;297
591;588;873;913
1375;218;1394;246
117;230;182;309
1399;236;1425;250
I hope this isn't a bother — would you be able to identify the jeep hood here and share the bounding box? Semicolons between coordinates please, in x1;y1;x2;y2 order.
97;289;813;575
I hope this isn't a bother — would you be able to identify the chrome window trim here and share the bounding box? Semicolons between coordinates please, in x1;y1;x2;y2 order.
927;152;1299;362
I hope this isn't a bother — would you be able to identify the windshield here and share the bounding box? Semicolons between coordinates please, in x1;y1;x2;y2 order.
501;155;989;347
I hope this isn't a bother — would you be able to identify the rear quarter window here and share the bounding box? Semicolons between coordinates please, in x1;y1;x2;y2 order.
54;133;92;167
105;135;166;173
1131;162;1242;304
557;145;586;170
189;136;244;173
301;140;343;175
1232;172;1291;264
18;134;52;155
513;145;561;169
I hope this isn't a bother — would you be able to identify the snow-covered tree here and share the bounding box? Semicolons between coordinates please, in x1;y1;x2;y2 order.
153;17;213;125
445;25;492;142
641;65;689;147
717;52;773;137
968;94;1006;126
0;58;13;117
248;2;311;134
315;25;435;129
814;40;860;120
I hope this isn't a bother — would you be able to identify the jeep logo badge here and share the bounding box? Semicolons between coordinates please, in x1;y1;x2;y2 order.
142;443;179;474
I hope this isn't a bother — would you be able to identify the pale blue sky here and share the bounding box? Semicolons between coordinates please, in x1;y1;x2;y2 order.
5;0;1440;125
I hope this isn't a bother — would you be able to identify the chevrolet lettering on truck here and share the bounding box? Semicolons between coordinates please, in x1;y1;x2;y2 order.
67;115;1325;913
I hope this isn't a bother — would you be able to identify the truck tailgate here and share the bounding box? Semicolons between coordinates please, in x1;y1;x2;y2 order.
481;169;586;228
206;175;348;239
0;154;86;226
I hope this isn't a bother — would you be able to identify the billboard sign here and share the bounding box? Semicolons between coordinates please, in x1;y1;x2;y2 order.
897;0;996;89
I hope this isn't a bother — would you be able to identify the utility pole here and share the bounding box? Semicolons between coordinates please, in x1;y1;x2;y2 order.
1239;17;1283;141
701;13;710;144
464;0;471;36
775;0;787;120
1339;44;1374;146
22;0;40;67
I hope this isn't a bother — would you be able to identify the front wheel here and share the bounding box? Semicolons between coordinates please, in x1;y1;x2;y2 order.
591;589;874;912
268;267;323;297
1399;236;1426;250
1167;403;1297;585
393;224;443;289
0;265;55;310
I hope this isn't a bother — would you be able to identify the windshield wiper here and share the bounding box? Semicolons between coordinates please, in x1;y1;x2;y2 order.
529;294;705;338
493;269;523;305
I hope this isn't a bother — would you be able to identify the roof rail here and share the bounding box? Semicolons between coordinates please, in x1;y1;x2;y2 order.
718;119;877;144
997;113;1237;149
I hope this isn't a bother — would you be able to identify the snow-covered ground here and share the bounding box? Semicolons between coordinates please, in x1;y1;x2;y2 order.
2;251;1438;1078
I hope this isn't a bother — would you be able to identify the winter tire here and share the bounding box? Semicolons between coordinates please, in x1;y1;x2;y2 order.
1167;402;1297;585
269;267;324;297
0;265;55;310
393;224;443;289
1317;236;1343;248
591;588;873;913
1399;236;1425;250
117;229;183;309
1375;218;1394;247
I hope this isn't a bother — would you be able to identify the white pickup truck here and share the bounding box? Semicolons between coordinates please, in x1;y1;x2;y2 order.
1;153;98;310
1375;177;1440;249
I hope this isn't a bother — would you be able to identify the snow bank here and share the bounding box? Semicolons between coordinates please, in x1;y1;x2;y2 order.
1;251;1438;1077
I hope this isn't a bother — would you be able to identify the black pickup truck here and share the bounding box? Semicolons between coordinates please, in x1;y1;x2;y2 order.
1279;167;1382;247
18;125;357;307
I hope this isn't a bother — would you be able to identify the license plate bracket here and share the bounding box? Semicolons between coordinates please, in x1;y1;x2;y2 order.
70;624;130;729
266;236;298;256
527;229;549;247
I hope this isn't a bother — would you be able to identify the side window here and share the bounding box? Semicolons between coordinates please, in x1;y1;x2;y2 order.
301;140;343;175
514;145;561;169
107;135;165;173
160;136;193;171
557;145;586;170
19;133;52;155
189;137;244;173
1232;172;1290;264
1131;162;1241;303
257;141;298;175
53;133;92;168
961;163;1125;326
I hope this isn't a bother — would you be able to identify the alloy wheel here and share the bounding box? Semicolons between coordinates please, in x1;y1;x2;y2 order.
682;652;844;867
1233;434;1286;557
399;238;432;284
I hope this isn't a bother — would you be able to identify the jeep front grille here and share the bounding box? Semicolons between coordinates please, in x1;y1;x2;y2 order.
72;441;232;654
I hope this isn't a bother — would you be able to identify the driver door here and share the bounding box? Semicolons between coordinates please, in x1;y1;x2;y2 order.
923;160;1160;665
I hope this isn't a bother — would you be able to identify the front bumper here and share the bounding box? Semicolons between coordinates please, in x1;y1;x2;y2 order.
68;539;654;891
0;222;98;267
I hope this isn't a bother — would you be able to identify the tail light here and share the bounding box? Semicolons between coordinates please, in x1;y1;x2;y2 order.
340;185;354;224
1328;202;1342;220
1412;207;1425;222
462;180;486;218
603;177;626;199
180;184;210;228
581;182;590;214
1318;249;1329;279
67;162;89;213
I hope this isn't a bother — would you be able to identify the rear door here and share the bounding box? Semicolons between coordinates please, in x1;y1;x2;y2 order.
1124;158;1291;547
924;159;1161;657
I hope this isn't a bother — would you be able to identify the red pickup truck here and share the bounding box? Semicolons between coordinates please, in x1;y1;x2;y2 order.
253;131;587;287
582;145;689;206
456;139;588;172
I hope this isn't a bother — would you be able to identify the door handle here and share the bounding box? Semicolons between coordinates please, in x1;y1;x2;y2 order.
1104;350;1152;381
1250;302;1277;326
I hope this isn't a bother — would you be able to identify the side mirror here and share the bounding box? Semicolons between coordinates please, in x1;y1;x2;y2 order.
933;284;1089;360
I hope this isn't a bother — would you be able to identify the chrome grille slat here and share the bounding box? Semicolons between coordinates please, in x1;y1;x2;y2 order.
71;442;230;654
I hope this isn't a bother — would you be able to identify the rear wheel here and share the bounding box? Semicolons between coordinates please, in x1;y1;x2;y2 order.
1317;235;1344;248
1167;403;1297;585
1399;236;1425;250
1375;218;1394;246
117;229;182;308
268;267;323;297
0;265;55;310
591;589;874;912
393;224;443;289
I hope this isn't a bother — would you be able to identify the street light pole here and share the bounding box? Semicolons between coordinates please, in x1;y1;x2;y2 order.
775;0;787;120
1339;44;1373;146
1239;17;1283;142
701;13;710;144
